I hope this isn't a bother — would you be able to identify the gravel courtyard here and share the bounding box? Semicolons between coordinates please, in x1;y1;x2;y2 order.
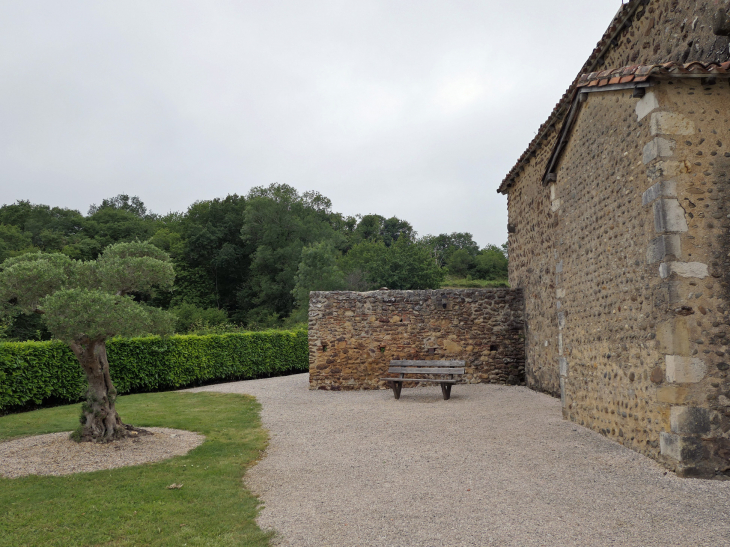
187;374;730;546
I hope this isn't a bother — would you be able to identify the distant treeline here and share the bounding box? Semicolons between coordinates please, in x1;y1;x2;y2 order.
0;185;507;339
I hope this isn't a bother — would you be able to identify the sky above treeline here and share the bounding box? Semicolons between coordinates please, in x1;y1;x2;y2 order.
1;1;623;247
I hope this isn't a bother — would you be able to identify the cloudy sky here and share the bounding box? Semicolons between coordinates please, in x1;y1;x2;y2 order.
1;1;622;247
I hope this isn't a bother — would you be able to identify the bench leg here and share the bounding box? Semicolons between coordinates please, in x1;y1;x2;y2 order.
391;381;403;400
440;383;452;400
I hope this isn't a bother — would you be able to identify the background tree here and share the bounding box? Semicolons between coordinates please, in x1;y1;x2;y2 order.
446;248;475;278
87;194;151;218
290;241;346;322
162;195;248;318
420;232;479;268
239;184;342;325
0;242;175;442
474;244;509;280
350;214;415;247
170;302;229;332
340;236;444;290
0;190;509;334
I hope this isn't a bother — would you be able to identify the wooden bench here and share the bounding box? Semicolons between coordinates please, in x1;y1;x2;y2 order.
381;360;465;400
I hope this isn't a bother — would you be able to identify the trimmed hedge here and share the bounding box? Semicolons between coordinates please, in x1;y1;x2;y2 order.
0;329;308;411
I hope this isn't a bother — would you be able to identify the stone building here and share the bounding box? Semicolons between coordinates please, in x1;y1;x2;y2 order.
499;0;730;477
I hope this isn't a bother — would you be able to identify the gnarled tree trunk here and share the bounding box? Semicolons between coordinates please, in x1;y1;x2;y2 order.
68;338;144;442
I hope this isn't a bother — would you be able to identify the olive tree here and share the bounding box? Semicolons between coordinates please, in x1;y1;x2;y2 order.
0;242;176;442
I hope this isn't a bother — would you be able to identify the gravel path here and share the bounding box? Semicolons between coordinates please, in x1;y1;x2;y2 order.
0;428;204;478
187;374;730;546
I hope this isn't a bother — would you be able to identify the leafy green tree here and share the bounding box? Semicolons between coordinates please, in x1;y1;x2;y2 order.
351;214;415;247
474;244;509;280
420;232;479;268
446;248;475;277
291;241;346;322
352;214;385;243
0;200;88;256
381;216;415;247
0;224;33;263
170;195;249;315
340;237;444;290
85;206;158;251
88;194;152;218
0;242;175;442
170;302;229;333
239;184;341;324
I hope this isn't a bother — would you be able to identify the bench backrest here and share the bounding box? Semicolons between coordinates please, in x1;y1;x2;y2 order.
388;360;465;375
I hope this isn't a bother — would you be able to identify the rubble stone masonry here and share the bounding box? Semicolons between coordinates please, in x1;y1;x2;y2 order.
308;289;525;391
508;78;730;477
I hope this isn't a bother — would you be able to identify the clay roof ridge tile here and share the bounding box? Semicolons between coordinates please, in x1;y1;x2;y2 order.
704;63;727;74
685;62;707;72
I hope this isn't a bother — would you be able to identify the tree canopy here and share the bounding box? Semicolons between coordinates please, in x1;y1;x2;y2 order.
0;187;508;334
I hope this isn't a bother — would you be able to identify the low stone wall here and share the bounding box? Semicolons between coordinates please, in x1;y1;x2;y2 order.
308;289;525;390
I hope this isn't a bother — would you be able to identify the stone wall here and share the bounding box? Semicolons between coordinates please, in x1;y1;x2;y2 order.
598;0;729;68
308;289;525;391
503;0;730;477
506;78;730;477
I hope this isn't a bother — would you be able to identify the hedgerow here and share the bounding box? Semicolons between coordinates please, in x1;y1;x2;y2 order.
0;329;307;411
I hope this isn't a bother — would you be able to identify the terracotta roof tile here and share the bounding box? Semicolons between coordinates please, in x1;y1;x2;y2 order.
576;61;730;88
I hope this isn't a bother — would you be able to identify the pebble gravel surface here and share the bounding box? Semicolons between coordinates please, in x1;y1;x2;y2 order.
187;374;730;547
0;427;204;478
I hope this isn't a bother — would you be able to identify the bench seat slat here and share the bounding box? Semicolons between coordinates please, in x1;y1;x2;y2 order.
384;360;464;400
386;367;464;375
381;378;458;384
390;360;465;367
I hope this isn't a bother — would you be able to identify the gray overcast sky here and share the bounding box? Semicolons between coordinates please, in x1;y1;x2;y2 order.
0;1;622;247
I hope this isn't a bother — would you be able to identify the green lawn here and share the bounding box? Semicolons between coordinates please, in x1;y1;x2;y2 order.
0;392;272;547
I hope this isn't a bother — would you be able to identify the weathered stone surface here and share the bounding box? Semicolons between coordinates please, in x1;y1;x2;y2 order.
308;289;525;391
656;318;689;356
660;432;705;462
656;386;688;404
559;357;568;378
670;406;711;436
642;179;677;207
650;367;665;384
653;199;688;233
659;262;709;280
643;137;675;164
650;112;695;136
635;90;659;121
665;356;707;384
646;234;681;264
